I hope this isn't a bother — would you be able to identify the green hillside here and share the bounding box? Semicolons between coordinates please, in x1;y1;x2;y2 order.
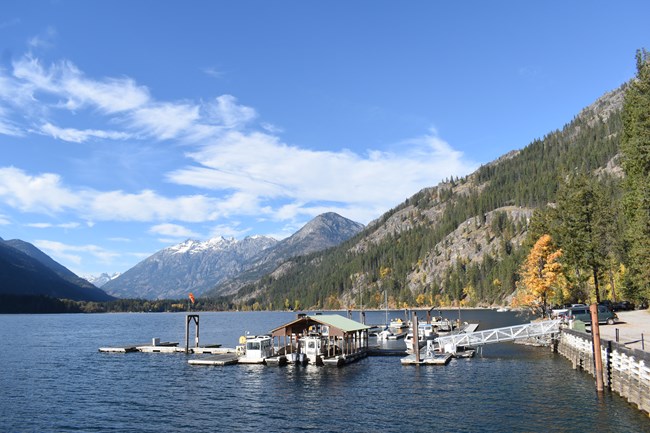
223;52;650;312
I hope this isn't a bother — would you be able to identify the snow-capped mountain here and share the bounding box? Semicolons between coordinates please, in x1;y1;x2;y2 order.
83;272;121;288
102;213;364;300
101;235;278;299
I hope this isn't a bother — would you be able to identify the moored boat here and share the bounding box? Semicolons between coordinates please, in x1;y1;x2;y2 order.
236;334;275;364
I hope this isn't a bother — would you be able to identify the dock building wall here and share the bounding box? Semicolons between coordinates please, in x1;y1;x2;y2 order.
557;328;650;416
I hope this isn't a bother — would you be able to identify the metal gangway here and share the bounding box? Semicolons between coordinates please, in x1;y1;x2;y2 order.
433;319;562;354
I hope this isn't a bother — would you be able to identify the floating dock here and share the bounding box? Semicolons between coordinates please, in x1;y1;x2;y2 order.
98;341;225;354
400;353;452;365
188;353;239;366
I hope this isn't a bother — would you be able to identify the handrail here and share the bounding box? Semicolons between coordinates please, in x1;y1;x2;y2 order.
432;319;562;354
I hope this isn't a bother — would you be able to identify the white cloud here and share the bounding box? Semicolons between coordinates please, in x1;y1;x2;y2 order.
108;237;131;242
0;167;230;223
11;55;151;114
149;223;200;238
34;239;120;266
0;54;260;145
0;52;477;232
25;221;80;229
208;95;257;128
202;66;224;79
27;26;57;49
41;122;131;143
0;167;82;213
168;129;476;223
131;102;200;140
0;214;10;225
208;223;252;239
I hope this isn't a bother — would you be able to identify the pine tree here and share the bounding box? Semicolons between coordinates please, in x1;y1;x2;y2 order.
555;175;613;303
621;48;650;302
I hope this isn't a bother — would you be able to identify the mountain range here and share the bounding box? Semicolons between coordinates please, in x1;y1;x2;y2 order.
0;81;631;309
101;212;364;300
0;237;113;302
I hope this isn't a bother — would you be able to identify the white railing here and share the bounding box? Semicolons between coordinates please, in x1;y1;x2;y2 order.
433;319;562;353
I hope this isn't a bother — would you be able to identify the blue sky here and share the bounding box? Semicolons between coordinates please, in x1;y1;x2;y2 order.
0;1;648;278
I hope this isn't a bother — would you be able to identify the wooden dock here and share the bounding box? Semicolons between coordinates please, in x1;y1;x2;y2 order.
99;341;179;353
98;342;226;354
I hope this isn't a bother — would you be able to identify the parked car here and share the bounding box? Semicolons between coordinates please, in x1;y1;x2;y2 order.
598;300;614;311
613;301;635;311
566;305;618;325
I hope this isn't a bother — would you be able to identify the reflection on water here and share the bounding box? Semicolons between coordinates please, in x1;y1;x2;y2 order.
1;310;648;433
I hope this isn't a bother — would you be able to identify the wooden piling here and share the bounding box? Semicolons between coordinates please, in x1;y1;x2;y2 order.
185;314;200;354
590;303;604;392
413;312;420;362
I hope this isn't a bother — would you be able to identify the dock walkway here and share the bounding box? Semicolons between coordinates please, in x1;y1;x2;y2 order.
435;319;562;353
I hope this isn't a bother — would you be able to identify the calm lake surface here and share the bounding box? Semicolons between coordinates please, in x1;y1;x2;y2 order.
1;309;648;432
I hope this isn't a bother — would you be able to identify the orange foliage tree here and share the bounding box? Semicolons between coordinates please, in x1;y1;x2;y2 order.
513;234;564;315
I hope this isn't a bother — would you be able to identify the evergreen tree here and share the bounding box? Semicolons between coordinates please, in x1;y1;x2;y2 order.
555;175;613;303
621;48;650;302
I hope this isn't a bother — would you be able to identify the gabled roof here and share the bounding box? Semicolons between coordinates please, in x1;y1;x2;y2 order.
270;314;369;335
307;314;370;332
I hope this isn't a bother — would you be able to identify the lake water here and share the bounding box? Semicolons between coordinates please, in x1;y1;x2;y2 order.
1;309;648;432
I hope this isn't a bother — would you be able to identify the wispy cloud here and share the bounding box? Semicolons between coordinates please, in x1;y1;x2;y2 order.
149;223;200;239
168;129;475;223
0;50;477;234
34;239;120;266
27;26;57;49
208;223;252;239
202;66;224;79
41;122;131;143
131;102;200;140
25;222;80;229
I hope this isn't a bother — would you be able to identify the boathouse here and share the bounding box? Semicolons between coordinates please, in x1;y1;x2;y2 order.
270;314;370;366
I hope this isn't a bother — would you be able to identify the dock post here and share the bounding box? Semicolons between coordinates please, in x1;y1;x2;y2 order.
185;314;200;354
589;304;604;392
413;312;420;363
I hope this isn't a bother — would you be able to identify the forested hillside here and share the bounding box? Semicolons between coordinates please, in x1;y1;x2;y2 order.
207;50;650;314
226;81;628;311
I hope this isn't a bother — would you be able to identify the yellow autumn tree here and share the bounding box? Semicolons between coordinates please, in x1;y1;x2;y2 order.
514;234;564;315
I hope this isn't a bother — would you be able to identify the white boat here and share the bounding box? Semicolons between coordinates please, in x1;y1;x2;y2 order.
299;333;328;365
377;327;407;341
405;323;437;352
389;318;409;331
236;334;275;364
430;316;455;333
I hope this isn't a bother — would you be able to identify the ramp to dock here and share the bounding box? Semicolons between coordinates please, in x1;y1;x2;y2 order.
435;319;562;353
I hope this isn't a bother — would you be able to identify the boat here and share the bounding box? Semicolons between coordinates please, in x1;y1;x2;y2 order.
429;316;456;333
299;333;328;366
404;323;438;352
236;334;275;364
377;327;407;341
389;318;409;331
